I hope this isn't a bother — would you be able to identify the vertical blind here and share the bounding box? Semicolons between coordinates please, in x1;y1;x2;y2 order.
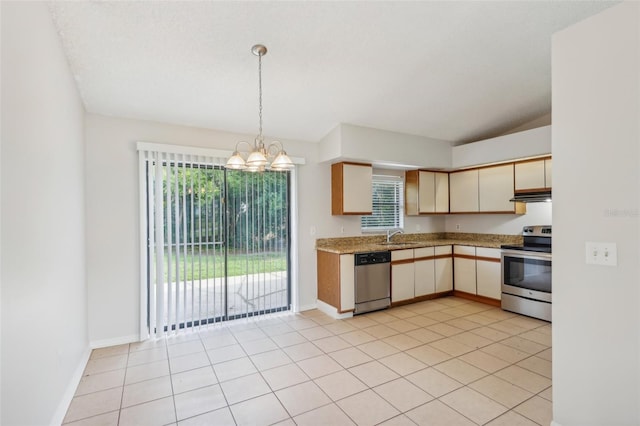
361;174;404;231
138;145;291;339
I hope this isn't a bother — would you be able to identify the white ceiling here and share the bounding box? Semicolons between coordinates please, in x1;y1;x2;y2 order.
49;1;616;144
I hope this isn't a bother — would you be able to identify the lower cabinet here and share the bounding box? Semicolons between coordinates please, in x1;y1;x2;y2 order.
453;245;501;302
391;249;415;302
392;246;453;303
316;251;355;313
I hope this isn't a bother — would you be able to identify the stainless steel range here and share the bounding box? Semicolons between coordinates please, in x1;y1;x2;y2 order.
501;226;552;322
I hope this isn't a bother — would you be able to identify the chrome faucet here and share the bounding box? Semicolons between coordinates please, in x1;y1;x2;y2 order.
386;229;404;243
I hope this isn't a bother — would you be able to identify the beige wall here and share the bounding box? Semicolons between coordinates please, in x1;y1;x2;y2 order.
1;2;89;424
552;2;639;425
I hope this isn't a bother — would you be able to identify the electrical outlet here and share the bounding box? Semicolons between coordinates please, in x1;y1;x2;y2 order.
586;242;617;266
340;226;345;234
455;224;461;231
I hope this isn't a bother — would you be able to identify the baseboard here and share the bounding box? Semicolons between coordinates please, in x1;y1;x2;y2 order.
550;421;562;426
297;303;317;312
316;300;354;319
90;334;140;349
50;346;91;426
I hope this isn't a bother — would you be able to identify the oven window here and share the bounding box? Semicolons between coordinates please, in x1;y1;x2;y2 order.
503;256;552;293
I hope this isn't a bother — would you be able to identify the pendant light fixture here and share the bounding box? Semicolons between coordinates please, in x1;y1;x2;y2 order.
225;44;294;172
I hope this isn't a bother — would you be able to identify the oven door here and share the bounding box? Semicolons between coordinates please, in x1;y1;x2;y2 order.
501;249;552;302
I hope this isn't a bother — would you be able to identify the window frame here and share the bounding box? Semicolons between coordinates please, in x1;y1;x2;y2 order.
360;174;404;233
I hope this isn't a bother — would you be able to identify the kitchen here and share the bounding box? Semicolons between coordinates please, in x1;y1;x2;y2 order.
2;2;639;426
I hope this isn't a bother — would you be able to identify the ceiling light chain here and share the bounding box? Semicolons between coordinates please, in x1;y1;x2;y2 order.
225;44;294;172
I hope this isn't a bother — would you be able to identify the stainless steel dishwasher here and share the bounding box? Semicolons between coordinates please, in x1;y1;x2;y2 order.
354;251;391;315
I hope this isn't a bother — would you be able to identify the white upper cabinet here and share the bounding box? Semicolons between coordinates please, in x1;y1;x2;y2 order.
515;158;552;191
405;170;449;215
331;162;372;215
479;164;516;212
449;169;479;213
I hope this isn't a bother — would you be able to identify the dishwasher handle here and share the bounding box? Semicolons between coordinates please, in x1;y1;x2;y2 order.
355;251;391;266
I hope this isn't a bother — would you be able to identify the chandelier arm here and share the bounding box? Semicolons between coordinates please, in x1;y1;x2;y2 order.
258;49;263;142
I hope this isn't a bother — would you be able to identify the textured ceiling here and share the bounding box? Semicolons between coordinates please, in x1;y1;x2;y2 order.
48;1;616;144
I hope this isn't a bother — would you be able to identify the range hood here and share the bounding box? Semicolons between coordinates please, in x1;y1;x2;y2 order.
510;190;552;203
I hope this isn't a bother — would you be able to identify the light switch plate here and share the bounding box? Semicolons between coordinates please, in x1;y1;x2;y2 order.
585;242;617;266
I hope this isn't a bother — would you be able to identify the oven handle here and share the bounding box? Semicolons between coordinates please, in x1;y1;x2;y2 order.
500;249;552;261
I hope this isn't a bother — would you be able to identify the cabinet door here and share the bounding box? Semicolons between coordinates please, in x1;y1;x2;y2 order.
479;164;515;212
339;254;355;311
391;262;415;302
449;170;479;212
332;162;372;215
435;257;453;293
414;247;435;297
434;172;449;213
544;159;552;188
475;248;501;300
515;160;545;191
454;246;476;294
418;171;436;213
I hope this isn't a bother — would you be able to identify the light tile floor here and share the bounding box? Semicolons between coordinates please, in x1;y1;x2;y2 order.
63;297;552;426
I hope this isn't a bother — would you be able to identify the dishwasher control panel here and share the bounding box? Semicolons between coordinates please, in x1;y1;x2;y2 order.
355;251;391;266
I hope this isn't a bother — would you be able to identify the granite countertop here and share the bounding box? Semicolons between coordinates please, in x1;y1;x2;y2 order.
315;232;523;254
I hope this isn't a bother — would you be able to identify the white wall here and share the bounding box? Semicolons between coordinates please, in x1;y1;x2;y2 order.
1;2;89;425
444;202;552;235
552;2;639;425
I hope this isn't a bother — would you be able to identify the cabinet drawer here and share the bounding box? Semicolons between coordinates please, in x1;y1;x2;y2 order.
391;249;414;262
454;245;476;256
476;247;500;259
414;247;435;258
434;245;452;256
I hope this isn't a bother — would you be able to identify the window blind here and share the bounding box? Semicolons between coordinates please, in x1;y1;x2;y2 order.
361;175;404;231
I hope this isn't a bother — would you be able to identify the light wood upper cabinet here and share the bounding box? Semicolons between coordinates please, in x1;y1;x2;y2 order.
515;158;552;191
449;169;479;213
479;164;516;212
405;170;449;215
331;162;372;215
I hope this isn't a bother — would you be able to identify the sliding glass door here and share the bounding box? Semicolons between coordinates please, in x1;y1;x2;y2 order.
140;150;290;337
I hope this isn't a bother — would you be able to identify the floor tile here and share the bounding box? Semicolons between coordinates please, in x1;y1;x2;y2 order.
129;339;166;353
440;387;508;425
250;348;292;371
339;329;377;346
85;354;129;375
297;354;343;379
485;410;540;426
377;414;418;426
429;337;475;357
433;358;487;384
177;406;235;426
200;332;237;350
426;322;464;337
356;340;400;359
64;388;123;423
276;381;331;417
261;363;309;391
118;396;176;426
481;342;530;364
404;315;438;328
387;307;417;319
169;351;211;374
362;324;399;339
386;319;421;333
312;335;351;353
213;357;257;382
423;311;457;323
488;320;529;335
298;326;334;341
229;393;289;426
406;399;475;426
174;384;227;421
513;395;553;425
293;403;356;426
239;337;279;355
405;344;452;366
382;333;422;351
501;336;548;354
231;328;268;342
283;342;323;361
167;340;205;358
379;352;427;376
536;347;553;362
520;329;552;347
207;344;246;364
329;346;374;368
127;347;167;367
171;365;218;394
344;315;379;329
404;327;444;344
122;375;173;407
406;367;463;397
458;349;510;373
349;360;400;387
260;323;295;337
313;370;368;401
90;344;130;360
272;331;307;348
539;386;553;402
470;326;510;342
373;378;434;412
62;410;119;426
517;355;552;379
450;331;493;349
75;369;125;396
337;389;400;426
445;318;482;331
288;318;320;331
495;365;552;394
219;373;271;405
469;375;534;409
125;359;170;385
